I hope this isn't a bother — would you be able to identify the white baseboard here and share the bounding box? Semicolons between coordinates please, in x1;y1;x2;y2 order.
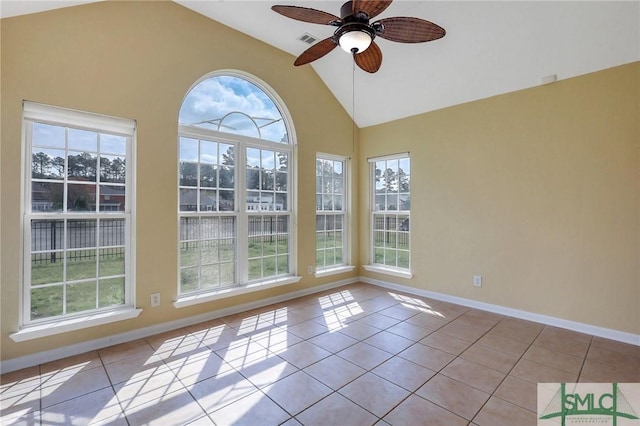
0;277;357;374
3;275;637;374
360;276;640;346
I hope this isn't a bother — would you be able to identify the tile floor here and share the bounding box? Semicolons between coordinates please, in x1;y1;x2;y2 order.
2;282;639;425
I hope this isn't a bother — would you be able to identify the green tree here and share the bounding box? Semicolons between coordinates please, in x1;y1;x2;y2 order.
382;168;397;192
52;156;65;177
111;158;125;183
32;152;51;178
398;168;409;193
219;146;235;189
179;162;198;186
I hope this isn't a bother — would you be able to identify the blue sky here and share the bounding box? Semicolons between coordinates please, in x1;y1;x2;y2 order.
179;76;288;144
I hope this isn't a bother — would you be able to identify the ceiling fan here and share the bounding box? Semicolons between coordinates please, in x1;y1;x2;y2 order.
272;0;446;73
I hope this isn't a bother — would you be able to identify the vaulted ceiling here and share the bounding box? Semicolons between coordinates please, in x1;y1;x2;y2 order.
2;1;639;127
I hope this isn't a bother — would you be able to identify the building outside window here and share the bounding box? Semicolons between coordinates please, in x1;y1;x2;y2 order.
22;102;136;326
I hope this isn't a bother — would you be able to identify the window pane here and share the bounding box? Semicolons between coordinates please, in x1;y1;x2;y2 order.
246;169;260;190
199;189;217;211
179;188;198;211
248;235;262;257
179;162;198;187
33;123;65;148
69;128;97;152
32;219;64;252
99;185;125;211
275;193;287;211
219;166;234;189
200;164;217;188
180;217;199;240
31;286;63;320
68;184;95;211
99;248;125;277
220;263;235;285
180;268;199;292
179;137;198;162
100;155;126;184
67;152;97;181
101;134;126;155
179;76;288;143
67;220;97;249
32;182;63;212
67;281;97;314
220;144;235;166
201;240;218;264
99;277;125;307
220;238;235;261
398;251;410;269
181;241;199;267
399;158;410;175
248;259;262;280
32;148;65;180
201;265;219;288
219;190;234;211
67;253;97;281
100;219;125;246
262;150;275;170
247;148;260;168
277;153;288;172
31;252;64;285
261;169;274;190
200;140;217;164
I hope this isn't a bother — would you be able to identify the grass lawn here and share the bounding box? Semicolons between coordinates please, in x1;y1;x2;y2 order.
30;254;125;320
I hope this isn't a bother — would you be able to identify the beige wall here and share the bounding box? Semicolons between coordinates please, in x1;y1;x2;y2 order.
360;62;639;335
0;1;358;361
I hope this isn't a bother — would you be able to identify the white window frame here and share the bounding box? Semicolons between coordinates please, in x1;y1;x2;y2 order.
13;102;139;342
175;71;300;308
364;152;412;279
314;153;354;277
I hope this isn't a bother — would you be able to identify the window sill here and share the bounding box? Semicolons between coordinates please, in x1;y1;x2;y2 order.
173;275;303;308
10;308;142;343
362;265;413;279
314;265;355;278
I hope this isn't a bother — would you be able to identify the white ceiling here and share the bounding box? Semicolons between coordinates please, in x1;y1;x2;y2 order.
3;1;639;128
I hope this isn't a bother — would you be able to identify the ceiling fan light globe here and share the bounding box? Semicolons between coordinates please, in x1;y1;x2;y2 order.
339;30;372;53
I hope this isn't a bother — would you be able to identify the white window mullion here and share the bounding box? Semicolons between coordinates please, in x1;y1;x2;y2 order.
237;146;248;284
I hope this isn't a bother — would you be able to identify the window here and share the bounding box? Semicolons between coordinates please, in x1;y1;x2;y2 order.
316;155;348;271
22;102;136;327
370;154;410;271
178;72;296;298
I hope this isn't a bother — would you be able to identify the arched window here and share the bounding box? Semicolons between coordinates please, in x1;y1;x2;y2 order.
177;71;297;299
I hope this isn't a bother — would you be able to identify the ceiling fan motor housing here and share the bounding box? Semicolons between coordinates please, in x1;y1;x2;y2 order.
336;1;377;53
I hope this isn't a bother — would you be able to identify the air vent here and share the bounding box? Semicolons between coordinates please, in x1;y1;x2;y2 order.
298;33;318;45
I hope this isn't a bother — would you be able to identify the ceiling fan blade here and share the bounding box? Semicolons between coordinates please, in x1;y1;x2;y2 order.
354;41;382;73
376;17;446;43
271;5;340;25
352;0;392;19
294;37;338;66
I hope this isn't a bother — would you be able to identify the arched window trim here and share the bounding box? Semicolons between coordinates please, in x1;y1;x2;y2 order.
175;70;300;307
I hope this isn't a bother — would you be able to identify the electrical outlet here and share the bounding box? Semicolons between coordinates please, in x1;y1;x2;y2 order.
151;293;161;307
473;275;482;287
307;265;315;275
